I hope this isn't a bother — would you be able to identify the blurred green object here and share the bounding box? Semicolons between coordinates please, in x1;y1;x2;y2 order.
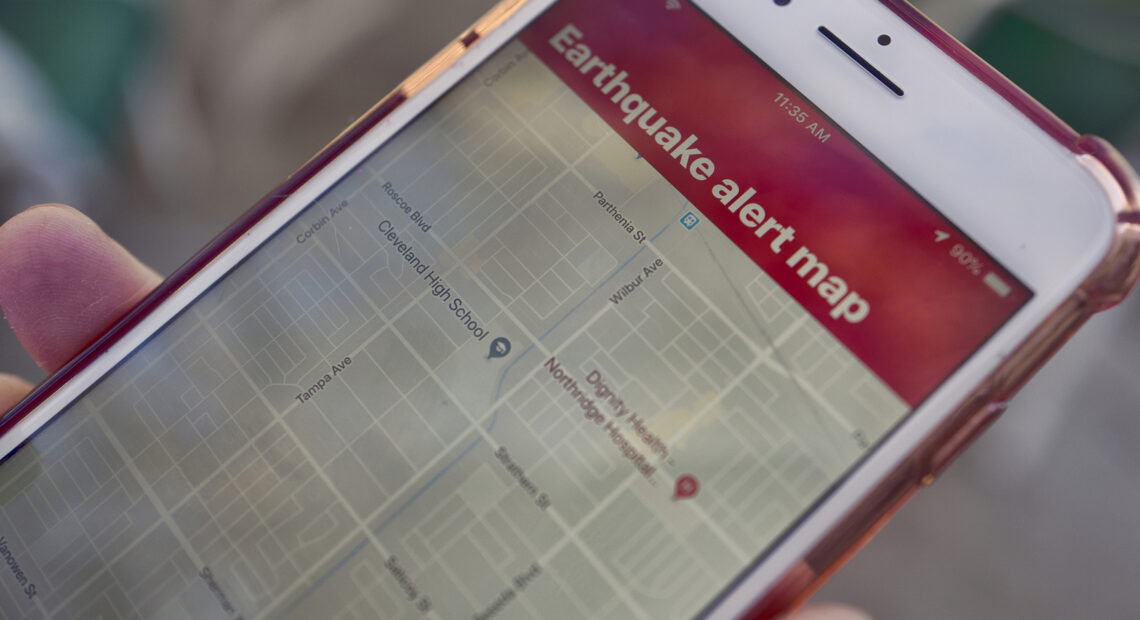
970;0;1140;139
0;0;152;147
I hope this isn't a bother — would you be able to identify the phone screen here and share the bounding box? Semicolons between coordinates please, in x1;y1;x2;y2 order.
0;0;1031;618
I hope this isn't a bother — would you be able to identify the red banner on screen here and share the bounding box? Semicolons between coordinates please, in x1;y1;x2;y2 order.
519;0;1030;406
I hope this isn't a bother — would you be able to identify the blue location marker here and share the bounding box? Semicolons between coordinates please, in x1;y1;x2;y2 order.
489;337;511;359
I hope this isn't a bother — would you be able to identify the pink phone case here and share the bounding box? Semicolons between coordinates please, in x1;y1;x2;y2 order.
1;1;1137;618
748;3;1140;617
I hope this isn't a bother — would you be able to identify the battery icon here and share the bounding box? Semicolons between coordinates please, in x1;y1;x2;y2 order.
984;272;1012;298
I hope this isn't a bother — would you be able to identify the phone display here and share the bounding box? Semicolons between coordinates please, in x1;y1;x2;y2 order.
0;0;1108;618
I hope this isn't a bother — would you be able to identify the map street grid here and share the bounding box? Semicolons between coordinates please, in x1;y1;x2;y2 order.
0;40;905;619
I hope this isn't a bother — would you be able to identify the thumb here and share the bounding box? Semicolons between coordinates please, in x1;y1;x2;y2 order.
0;204;162;373
0;373;34;414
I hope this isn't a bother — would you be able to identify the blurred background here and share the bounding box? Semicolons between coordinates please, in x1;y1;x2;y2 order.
0;0;1137;617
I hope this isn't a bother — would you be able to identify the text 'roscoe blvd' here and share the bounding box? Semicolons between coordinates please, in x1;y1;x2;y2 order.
377;181;496;344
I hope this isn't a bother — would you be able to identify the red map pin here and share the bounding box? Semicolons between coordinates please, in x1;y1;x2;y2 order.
673;475;699;501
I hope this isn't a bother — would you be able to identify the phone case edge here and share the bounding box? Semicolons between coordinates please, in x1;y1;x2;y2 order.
748;3;1140;617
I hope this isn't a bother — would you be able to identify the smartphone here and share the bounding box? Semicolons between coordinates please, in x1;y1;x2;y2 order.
1;0;1137;618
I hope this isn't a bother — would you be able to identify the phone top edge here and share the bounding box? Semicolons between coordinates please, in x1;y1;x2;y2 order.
706;5;1140;618
698;0;1119;300
871;1;1140;309
878;0;1080;147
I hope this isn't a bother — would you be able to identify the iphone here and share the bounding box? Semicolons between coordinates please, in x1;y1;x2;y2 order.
0;0;1136;618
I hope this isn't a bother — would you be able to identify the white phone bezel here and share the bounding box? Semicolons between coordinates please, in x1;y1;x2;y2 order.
697;0;1116;616
0;0;1119;617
